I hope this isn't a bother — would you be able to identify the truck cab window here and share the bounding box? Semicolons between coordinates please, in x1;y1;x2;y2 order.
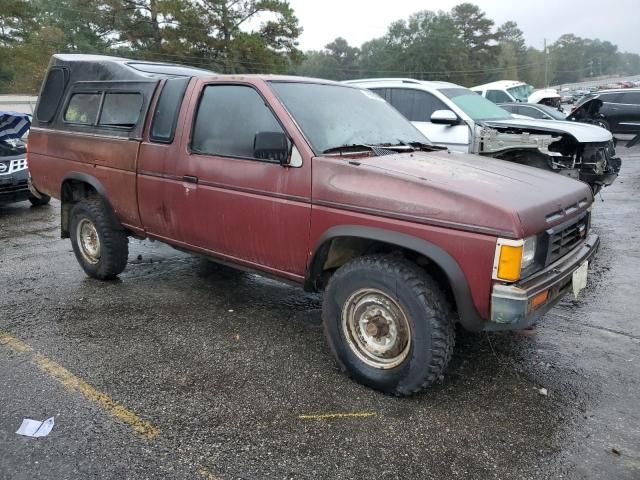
486;90;512;103
192;85;285;160
64;93;101;125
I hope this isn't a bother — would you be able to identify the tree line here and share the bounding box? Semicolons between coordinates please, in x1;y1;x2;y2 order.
1;1;639;94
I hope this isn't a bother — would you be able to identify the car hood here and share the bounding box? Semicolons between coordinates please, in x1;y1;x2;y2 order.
312;150;592;239
565;97;601;122
483;117;612;143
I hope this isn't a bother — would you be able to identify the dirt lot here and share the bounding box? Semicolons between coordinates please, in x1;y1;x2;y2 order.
1;147;639;480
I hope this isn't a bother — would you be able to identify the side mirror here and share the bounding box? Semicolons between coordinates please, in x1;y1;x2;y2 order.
430;110;459;126
253;131;290;165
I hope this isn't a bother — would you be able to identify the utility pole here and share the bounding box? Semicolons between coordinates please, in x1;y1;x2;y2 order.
544;38;548;87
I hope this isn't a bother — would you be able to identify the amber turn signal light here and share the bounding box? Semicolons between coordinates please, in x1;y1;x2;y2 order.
497;244;523;282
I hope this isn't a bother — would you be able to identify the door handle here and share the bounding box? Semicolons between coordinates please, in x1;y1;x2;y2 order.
182;175;198;184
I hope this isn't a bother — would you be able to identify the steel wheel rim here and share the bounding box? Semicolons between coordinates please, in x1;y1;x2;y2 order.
341;288;411;369
77;218;101;265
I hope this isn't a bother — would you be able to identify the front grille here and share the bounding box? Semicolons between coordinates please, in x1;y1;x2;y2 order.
545;213;589;265
0;158;28;176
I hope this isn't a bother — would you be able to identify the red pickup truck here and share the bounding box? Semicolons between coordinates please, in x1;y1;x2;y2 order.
28;55;599;395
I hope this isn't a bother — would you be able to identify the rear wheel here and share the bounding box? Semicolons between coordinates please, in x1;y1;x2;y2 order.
69;197;128;280
322;255;455;396
29;194;50;206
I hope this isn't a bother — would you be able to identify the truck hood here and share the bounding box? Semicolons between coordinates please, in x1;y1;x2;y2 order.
312;150;592;239
484;117;612;143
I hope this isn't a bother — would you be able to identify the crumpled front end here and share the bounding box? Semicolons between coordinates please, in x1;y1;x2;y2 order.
474;123;621;194
577;141;621;192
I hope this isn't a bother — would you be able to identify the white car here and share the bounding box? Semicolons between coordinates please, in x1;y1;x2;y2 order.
471;80;561;106
344;78;621;193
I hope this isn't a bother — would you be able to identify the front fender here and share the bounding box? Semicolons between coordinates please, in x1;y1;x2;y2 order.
306;225;486;331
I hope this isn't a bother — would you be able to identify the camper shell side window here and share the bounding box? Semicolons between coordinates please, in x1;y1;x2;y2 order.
58;80;157;139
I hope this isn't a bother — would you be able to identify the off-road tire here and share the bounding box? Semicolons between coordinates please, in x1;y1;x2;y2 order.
69;197;128;280
322;255;456;396
28;194;51;206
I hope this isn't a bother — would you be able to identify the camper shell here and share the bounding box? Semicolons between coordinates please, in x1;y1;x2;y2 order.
32;54;214;140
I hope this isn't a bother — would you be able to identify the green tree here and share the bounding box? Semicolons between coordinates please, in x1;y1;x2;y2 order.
359;11;469;84
550;34;587;84
496;42;518;80
496;21;527;79
451;3;497;81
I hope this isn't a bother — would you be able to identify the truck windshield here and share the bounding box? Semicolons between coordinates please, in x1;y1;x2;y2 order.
439;88;512;121
507;84;535;102
269;82;429;154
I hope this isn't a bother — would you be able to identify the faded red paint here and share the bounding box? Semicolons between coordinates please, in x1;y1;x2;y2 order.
28;75;594;323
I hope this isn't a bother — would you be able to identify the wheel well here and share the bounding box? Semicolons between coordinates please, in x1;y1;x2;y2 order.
60;180;99;238
306;236;457;314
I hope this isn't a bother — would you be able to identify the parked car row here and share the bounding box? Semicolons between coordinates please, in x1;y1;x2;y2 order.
567;88;640;135
21;54;607;395
346;78;620;193
471;80;562;107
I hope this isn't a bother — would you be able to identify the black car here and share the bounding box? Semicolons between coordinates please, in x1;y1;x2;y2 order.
567;88;640;134
498;102;567;120
0;112;50;206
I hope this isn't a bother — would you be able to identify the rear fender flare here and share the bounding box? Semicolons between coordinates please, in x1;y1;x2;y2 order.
60;172;121;237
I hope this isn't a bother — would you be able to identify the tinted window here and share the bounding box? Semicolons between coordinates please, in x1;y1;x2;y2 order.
151;77;190;142
599;93;621;103
499;104;517;114
192;85;284;160
389;89;448;122
519;106;547;119
98;93;143;127
64;93;101;124
619;92;640;104
486;90;512;103
369;88;390;101
36;68;66;122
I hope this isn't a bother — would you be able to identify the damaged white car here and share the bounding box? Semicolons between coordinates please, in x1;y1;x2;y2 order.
345;78;621;193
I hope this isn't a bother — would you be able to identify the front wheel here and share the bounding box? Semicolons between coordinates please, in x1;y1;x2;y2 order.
322;255;455;396
69;198;129;280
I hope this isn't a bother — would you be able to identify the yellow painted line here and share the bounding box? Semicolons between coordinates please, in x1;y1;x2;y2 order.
0;331;159;440
298;412;377;420
198;466;222;480
0;332;34;353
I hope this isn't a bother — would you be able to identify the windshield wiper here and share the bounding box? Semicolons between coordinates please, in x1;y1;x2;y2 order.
322;144;373;154
322;143;416;156
396;140;446;152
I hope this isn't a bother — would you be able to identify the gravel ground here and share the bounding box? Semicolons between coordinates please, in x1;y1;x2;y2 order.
1;146;639;479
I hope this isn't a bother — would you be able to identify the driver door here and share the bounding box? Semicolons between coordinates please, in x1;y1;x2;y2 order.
175;81;311;279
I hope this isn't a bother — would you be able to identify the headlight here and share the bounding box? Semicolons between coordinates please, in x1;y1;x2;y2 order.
493;236;538;282
521;236;537;270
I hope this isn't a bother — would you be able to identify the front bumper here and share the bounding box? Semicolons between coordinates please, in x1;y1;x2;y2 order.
0;168;30;204
488;232;600;330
